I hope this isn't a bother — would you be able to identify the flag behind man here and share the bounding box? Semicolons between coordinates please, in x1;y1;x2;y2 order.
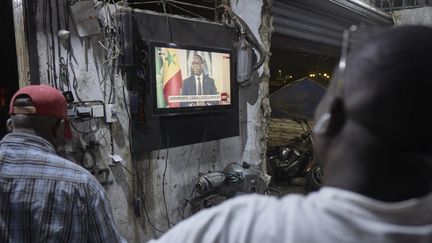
162;48;183;107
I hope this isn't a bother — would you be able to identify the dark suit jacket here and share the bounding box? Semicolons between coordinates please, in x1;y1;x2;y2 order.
181;75;218;107
181;75;217;95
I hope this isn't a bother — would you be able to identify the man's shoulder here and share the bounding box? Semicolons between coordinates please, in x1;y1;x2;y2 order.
204;75;215;81
3;146;97;185
184;75;194;82
45;154;100;185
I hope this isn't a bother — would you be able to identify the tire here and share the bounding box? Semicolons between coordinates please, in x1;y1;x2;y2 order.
305;164;324;192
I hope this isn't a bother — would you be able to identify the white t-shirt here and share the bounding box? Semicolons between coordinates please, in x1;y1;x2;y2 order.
148;187;432;243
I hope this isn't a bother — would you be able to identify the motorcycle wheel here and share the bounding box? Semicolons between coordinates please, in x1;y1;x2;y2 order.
305;164;324;192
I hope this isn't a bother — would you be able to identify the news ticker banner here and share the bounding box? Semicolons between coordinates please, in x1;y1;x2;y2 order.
168;92;229;103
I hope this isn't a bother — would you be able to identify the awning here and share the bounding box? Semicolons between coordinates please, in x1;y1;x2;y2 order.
272;0;394;56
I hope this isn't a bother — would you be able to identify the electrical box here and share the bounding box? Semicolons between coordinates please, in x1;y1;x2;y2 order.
67;108;77;118
109;154;123;165
105;104;117;123
76;106;92;118
92;105;105;118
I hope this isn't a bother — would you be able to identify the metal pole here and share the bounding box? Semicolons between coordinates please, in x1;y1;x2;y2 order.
12;0;30;88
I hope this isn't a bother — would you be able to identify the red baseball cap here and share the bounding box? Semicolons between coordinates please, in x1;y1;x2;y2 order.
9;84;73;139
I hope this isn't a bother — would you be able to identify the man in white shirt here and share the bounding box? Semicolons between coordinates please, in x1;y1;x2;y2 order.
149;25;432;243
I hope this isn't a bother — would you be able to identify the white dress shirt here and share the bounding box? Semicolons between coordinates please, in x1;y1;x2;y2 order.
195;74;203;95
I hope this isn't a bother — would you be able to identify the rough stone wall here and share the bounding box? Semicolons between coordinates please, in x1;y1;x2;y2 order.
232;0;272;178
28;0;271;242
32;1;140;242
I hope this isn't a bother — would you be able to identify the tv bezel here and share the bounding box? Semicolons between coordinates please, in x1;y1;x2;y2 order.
149;41;236;116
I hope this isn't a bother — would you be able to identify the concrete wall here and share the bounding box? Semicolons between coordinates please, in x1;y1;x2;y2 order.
394;6;432;26
26;0;271;242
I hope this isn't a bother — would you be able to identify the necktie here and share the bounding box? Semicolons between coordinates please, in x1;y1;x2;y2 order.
197;77;202;95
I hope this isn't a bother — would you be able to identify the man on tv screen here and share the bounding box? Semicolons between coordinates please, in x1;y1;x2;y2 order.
181;54;218;106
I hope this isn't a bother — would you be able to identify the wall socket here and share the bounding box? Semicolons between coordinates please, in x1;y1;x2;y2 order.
105;104;117;123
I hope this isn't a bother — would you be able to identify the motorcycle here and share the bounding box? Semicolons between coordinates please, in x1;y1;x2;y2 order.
178;162;275;218
267;119;324;192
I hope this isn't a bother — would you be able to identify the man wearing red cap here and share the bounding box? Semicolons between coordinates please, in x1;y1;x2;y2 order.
0;85;124;242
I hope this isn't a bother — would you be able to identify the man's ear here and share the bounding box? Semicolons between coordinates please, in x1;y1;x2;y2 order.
6;118;13;132
313;97;346;136
53;119;66;140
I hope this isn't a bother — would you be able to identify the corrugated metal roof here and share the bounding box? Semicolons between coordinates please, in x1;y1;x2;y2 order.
272;0;393;55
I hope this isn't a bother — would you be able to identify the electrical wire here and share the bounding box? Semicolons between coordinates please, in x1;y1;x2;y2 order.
69;58;83;102
96;126;110;147
62;1;81;101
53;2;164;235
70;118;100;135
129;145;165;237
48;0;58;89
109;123;114;156
122;85;131;121
217;4;265;71
129;145;165;236
118;161;135;176
124;104;165;236
96;3;122;105
108;58;117;104
197;126;208;175
162;1;174;43
106;11;166;233
56;0;64;91
141;141;163;180
168;2;207;19
43;0;54;87
180;144;195;184
124;121;166;236
162;133;176;228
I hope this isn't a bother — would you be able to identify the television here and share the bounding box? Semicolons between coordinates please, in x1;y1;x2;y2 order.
150;42;235;116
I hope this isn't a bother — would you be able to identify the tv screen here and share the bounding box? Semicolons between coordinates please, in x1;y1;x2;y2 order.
150;42;234;115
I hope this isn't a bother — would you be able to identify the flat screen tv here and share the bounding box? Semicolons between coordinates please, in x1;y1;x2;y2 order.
150;42;235;116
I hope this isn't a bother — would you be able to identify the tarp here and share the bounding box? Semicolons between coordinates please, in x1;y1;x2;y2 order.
269;77;326;120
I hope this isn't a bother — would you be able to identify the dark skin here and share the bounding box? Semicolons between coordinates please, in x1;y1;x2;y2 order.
9;114;65;148
191;55;204;76
8;97;66;148
313;26;432;202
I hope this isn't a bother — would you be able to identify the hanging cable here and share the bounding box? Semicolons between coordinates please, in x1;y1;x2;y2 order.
56;0;64;91
127;131;165;236
63;0;71;91
217;4;265;71
197;126;208;175
48;0;58;89
43;0;53;87
162;131;176;228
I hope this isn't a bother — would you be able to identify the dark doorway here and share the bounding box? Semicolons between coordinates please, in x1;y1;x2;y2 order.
0;0;19;138
269;46;338;94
